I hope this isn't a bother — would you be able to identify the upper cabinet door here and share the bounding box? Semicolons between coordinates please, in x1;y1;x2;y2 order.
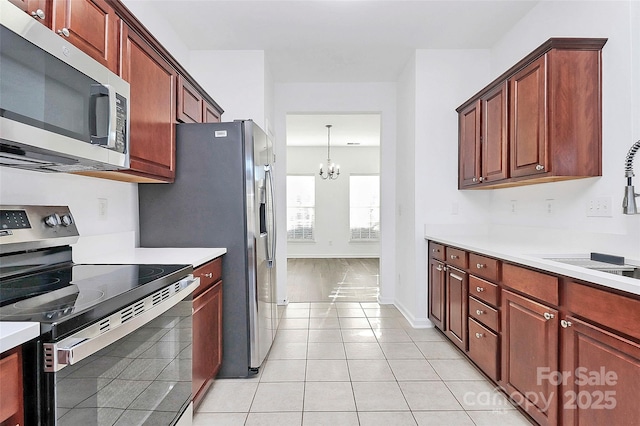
458;100;482;188
177;75;204;123
481;82;509;183
509;55;547;178
52;0;119;74
8;0;50;26
120;23;177;181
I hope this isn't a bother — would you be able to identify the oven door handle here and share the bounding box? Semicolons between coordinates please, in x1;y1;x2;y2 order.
44;276;199;372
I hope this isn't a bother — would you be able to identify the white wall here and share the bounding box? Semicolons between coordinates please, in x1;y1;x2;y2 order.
274;83;397;304
0;168;138;240
396;50;493;326
287;146;380;258
189;50;268;130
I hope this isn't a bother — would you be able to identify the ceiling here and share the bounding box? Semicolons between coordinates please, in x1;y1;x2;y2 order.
126;0;538;84
124;1;538;145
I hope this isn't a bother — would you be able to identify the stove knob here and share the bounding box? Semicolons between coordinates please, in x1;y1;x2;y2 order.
44;214;61;227
60;214;73;227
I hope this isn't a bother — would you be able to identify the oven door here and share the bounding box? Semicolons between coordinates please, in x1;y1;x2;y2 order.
27;276;198;426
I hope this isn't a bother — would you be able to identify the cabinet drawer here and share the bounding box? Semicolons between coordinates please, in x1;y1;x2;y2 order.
469;275;499;306
429;242;445;261
469;296;499;332
193;257;222;297
469;253;499;281
468;318;499;381
565;281;640;341
502;263;559;306
446;247;468;269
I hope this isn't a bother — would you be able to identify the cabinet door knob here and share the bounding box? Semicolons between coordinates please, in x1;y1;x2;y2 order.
476;309;484;315
479;177;485;182
543;312;555;320
450;254;458;260
31;9;45;20
472;177;478;183
560;319;573;328
204;272;213;278
57;28;70;37
476;286;484;292
476;263;485;269
475;332;484;338
536;164;545;171
436;265;443;272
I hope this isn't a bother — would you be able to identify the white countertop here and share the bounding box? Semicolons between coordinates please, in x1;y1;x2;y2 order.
0;322;39;353
425;233;640;296
87;247;227;268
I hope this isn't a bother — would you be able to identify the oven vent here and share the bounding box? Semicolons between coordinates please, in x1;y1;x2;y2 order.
161;287;171;301
132;300;145;316
99;318;110;333
43;343;55;372
120;306;134;323
152;291;163;306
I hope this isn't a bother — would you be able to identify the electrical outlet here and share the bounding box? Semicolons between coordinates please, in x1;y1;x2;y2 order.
586;196;612;217
510;200;518;214
98;198;108;220
545;199;555;215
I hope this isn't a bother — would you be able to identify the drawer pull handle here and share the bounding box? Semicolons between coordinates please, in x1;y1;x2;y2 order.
475;332;484;338
432;248;440;253
204;273;213;278
476;263;486;269
543;312;555;320
450;254;459;260
476;286;484;292
536;164;545;171
476;309;484;315
560;319;573;328
436;265;443;272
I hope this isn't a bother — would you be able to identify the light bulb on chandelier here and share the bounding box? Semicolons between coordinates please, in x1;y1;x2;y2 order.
319;124;340;180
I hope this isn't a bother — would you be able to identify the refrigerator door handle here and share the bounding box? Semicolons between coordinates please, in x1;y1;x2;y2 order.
265;164;276;268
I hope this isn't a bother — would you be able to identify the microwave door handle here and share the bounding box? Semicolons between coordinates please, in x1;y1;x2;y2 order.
89;84;116;148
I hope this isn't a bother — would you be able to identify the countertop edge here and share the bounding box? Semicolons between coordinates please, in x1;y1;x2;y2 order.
78;247;227;268
425;235;640;297
0;322;39;353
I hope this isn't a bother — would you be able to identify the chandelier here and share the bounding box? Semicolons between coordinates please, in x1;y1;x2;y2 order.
319;124;340;180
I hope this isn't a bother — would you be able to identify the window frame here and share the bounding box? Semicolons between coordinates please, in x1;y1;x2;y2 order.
286;174;316;242
348;174;380;242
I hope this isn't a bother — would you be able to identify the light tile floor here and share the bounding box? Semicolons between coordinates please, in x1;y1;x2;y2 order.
194;302;534;426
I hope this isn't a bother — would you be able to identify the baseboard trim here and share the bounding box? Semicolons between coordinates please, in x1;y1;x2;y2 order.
393;298;434;329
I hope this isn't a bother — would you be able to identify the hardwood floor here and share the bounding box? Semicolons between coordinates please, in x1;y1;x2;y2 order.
287;258;379;303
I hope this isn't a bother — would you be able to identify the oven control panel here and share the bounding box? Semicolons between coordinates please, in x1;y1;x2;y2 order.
0;205;79;253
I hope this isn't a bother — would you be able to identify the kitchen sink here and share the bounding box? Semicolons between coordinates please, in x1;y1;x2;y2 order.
545;253;640;279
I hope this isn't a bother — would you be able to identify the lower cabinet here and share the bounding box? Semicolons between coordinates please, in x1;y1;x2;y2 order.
427;257;446;330
192;257;223;408
0;347;24;426
468;315;499;382
501;289;559;426
445;266;467;351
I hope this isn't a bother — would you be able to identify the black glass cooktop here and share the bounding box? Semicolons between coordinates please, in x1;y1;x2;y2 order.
0;263;192;339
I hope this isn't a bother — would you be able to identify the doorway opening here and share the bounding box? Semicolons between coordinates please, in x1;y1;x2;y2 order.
285;113;381;303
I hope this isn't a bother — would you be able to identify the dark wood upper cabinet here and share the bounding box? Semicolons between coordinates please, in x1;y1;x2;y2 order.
8;0;50;26
119;23;177;182
458;101;481;188
203;101;222;123
481;81;509;183
52;0;120;74
457;38;606;189
177;75;204;123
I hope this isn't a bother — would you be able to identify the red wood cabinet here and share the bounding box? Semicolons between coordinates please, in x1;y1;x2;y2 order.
428;257;446;331
481;81;509;183
203;101;222;123
177;76;223;124
445;266;467;351
457;38;606;189
501;289;558;426
560;315;640;426
458;100;481;188
0;347;24;426
53;0;119;74
192;257;224;408
120;23;177;182
8;0;50;26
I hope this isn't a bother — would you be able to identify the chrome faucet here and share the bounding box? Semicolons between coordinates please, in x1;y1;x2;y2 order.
623;139;640;214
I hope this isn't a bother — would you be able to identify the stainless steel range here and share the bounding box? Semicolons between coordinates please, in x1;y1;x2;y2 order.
0;205;198;425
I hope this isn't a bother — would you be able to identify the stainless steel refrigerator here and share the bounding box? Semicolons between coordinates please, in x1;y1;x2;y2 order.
138;120;278;378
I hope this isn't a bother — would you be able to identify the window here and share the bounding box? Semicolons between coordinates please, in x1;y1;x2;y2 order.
287;175;315;241
350;175;380;240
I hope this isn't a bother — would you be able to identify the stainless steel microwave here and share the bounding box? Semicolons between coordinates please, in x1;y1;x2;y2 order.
0;0;129;172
